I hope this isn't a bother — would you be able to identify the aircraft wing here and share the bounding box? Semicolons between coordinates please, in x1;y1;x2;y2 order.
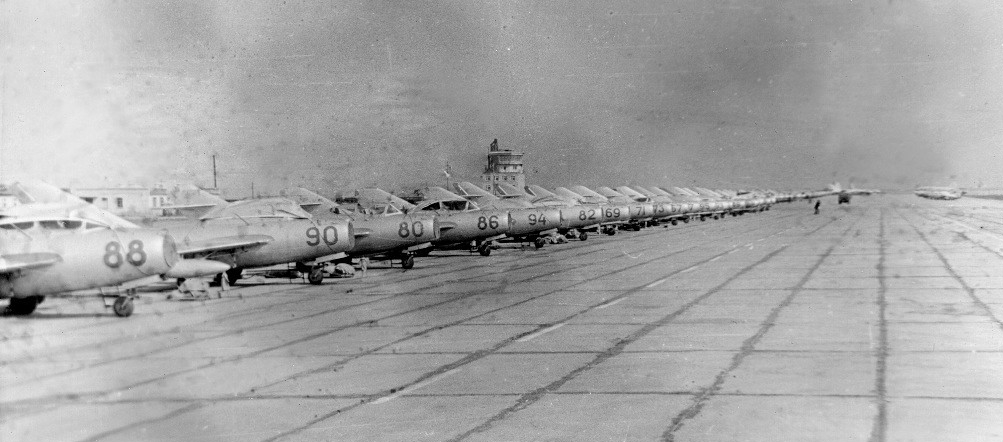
176;235;273;256
0;253;63;274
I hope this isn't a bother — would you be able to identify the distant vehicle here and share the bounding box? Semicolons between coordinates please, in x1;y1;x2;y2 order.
915;187;964;200
838;193;851;204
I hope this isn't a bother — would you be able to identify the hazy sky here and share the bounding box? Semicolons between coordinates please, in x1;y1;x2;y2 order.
2;1;1002;196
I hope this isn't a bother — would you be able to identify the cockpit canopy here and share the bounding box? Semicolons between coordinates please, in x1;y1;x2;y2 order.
356;203;404;216
0;217;109;232
416;199;479;212
200;198;312;221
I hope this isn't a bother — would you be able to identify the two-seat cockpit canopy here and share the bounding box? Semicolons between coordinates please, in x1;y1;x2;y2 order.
415;199;479;212
200;198;312;221
0;217;110;233
354;203;404;216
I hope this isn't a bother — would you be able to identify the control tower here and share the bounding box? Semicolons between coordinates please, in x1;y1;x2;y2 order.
480;139;526;195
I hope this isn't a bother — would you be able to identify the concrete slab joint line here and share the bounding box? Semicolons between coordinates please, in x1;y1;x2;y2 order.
661;214;862;442
255;214;803;442
446;216;846;442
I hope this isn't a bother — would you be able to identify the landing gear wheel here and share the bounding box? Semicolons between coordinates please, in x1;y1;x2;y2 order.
225;268;243;286
112;296;134;317
606;228;616;236
534;237;547;249
633;224;642;231
671;220;678;226
478;242;492;256
6;296;40;315
579;232;588;241
683;218;690;223
308;266;324;285
402;254;415;269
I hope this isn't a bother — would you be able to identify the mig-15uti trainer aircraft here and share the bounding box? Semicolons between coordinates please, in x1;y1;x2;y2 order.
355;187;511;256
452;181;563;249
279;187;438;270
1;181;230;317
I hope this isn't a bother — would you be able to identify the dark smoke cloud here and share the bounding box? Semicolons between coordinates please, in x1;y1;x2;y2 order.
3;1;1002;195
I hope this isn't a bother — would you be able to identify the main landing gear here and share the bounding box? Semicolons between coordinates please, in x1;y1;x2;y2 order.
295;262;326;285
478;241;493;256
112;296;134;317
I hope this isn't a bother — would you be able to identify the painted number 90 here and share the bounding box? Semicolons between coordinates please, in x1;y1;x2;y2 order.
306;226;339;246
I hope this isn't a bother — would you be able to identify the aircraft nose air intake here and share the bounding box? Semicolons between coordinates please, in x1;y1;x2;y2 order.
162;233;180;269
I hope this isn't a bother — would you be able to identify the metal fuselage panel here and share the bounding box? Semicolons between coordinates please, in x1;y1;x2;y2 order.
349;214;438;256
432;210;511;245
506;207;562;237
557;205;603;229
167;218;353;268
0;228;177;298
626;202;656;222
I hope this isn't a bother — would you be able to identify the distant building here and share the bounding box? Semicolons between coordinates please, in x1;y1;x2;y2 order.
480;139;525;195
71;185;173;216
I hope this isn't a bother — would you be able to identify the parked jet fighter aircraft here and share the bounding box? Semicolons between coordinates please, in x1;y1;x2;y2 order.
567;186;633;232
355;187;510;256
453;182;562;249
494;183;600;240
2;181;233;316
628;186;693;225
279;187;438;269
548;187;623;235
594;187;655;229
148;198;355;285
0;215;181;316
